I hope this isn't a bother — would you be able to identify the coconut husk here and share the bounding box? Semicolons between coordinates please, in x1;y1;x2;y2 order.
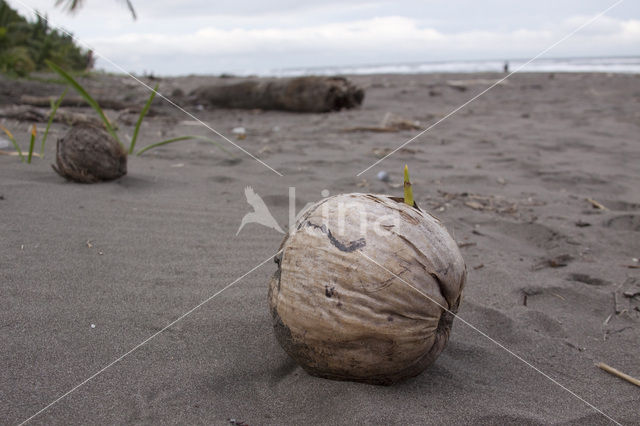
268;193;466;385
190;76;364;113
52;123;127;183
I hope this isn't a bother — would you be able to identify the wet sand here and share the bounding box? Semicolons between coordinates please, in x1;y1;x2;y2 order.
1;71;639;424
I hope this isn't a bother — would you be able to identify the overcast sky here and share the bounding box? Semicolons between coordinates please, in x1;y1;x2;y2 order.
8;0;640;75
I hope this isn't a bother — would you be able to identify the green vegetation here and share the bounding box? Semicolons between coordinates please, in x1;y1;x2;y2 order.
27;124;36;163
0;89;65;163
41;88;67;156
403;165;414;207
46;60;120;143
129;79;156;154
0;124;25;162
0;0;91;76
47;60;229;157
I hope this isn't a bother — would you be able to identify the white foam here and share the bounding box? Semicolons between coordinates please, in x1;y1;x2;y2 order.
0;137;10;150
239;56;640;77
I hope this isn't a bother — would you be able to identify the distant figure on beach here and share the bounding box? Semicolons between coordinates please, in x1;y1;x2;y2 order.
85;50;95;70
504;61;509;73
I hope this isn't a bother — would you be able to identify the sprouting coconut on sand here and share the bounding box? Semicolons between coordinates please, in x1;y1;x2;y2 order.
45;61;227;183
269;166;466;385
52;122;127;183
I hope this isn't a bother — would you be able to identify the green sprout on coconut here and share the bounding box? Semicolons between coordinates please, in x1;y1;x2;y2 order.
403;164;414;207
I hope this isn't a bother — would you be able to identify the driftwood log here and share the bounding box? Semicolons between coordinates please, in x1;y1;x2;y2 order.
0;105;106;127
269;193;466;385
20;95;136;111
0;106;45;122
190;76;364;112
53;123;127;183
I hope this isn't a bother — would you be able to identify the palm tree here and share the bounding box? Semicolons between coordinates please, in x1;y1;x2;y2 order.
55;0;136;19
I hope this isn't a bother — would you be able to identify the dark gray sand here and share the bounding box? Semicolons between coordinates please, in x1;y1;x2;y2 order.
1;72;639;425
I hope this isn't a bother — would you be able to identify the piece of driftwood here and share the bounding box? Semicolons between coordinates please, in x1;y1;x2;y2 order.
0;105;45;122
0;105;105;127
190;76;364;112
586;197;608;210
597;362;640;387
0;150;41;157
54;110;105;127
19;95;135;111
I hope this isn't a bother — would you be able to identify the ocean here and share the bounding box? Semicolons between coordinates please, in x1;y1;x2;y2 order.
259;56;640;77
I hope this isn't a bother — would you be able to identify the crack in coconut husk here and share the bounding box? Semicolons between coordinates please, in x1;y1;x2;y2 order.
305;221;366;253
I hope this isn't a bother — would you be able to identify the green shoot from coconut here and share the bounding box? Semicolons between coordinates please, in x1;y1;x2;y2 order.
41;88;68;157
403;164;414;207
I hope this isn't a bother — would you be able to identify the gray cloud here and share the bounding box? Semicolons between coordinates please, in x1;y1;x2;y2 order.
9;0;640;75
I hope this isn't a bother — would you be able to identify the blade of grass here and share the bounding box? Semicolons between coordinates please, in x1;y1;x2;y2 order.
27;125;36;164
45;60;122;148
0;125;25;162
403;164;414;207
40;88;68;157
136;135;233;157
129;84;158;154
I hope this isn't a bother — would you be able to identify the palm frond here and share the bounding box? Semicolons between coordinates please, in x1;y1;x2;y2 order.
129;84;157;154
121;0;136;20
46;60;123;148
55;0;136;19
54;0;85;13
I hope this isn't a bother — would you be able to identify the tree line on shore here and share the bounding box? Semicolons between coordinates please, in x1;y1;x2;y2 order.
0;0;92;76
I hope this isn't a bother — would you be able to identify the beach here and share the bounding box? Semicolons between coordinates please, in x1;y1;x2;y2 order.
1;71;639;424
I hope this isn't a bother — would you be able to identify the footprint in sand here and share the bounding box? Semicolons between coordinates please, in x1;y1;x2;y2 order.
536;170;609;187
517;310;566;338
520;286;610;323
602;214;640;232
482;220;572;253
567;273;610;287
598;200;640;212
477;414;545;425
441;174;492;185
485;156;518;164
208;175;236;184
215;157;242;167
462;301;524;345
